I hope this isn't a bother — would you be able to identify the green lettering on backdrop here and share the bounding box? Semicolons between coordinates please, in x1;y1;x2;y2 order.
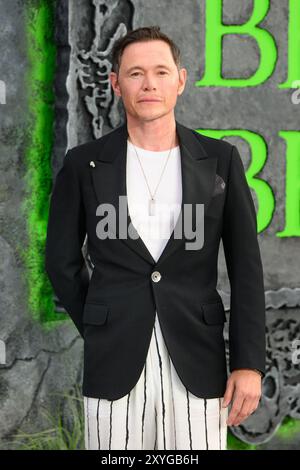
195;129;274;234
278;0;300;88
277;132;300;236
195;0;277;87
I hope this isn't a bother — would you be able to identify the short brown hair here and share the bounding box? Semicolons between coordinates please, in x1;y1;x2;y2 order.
111;26;181;76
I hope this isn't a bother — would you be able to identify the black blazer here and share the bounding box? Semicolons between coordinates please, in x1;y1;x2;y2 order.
45;119;266;400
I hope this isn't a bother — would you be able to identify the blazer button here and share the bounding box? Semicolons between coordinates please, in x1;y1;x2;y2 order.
151;271;161;282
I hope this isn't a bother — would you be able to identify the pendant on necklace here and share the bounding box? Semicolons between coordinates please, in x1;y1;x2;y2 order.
149;197;155;216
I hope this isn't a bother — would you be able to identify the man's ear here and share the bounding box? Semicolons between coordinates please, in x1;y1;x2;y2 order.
177;68;187;96
109;72;122;97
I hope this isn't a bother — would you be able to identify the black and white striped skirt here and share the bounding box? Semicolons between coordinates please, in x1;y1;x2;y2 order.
83;311;228;450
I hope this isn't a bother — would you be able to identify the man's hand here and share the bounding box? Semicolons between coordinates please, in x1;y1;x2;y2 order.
222;369;262;426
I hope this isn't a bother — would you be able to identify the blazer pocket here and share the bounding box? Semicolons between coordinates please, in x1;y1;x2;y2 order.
83;303;109;325
201;301;227;325
212;174;226;197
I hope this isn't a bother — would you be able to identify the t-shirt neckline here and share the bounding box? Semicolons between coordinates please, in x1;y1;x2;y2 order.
127;139;179;154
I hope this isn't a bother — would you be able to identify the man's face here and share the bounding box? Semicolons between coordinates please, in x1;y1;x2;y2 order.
109;40;187;123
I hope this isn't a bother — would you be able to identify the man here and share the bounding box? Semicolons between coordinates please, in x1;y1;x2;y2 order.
45;26;266;450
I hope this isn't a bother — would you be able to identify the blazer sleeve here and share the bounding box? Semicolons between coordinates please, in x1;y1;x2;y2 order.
45;150;89;338
221;144;266;377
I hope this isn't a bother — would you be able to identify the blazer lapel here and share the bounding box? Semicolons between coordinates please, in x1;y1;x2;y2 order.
90;120;217;266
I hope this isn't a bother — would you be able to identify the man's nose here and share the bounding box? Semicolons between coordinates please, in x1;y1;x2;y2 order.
142;74;157;89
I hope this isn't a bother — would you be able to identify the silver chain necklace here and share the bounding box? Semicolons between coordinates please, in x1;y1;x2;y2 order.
129;138;174;216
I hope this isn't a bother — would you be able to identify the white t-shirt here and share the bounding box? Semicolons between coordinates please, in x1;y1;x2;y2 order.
126;139;182;262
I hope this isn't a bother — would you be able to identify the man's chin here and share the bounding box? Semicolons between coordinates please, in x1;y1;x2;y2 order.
134;112;168;122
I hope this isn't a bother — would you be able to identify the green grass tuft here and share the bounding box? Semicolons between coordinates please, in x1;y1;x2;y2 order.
12;385;85;450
